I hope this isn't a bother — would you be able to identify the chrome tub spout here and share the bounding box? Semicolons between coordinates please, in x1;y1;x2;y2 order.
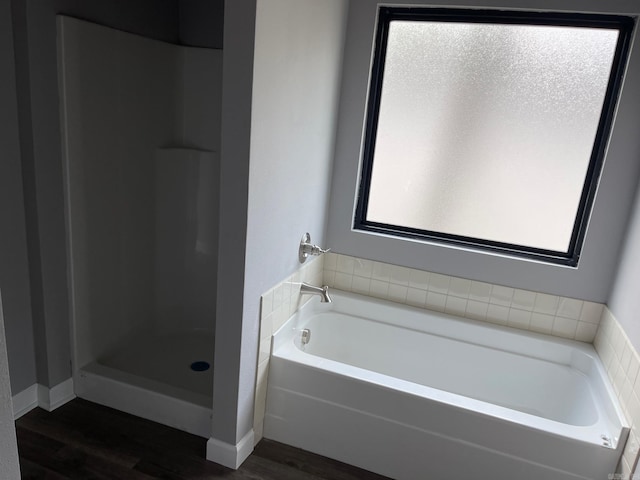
300;282;332;303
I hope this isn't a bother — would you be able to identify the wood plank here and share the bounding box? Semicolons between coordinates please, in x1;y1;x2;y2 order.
16;399;391;480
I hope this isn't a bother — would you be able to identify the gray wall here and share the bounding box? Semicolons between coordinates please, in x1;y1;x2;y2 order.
0;0;37;394
0;293;20;479
8;0;182;391
0;0;25;473
179;0;224;48
608;177;640;352
326;0;640;303
211;0;255;446
211;0;348;446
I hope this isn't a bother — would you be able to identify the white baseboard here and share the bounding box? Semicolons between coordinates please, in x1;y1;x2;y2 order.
11;384;38;419
12;378;76;419
206;429;254;469
38;378;75;411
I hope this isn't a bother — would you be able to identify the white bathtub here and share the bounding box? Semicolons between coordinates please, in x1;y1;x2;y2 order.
264;290;628;480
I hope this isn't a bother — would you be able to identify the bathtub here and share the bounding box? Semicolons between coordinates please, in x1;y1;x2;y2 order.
264;290;628;480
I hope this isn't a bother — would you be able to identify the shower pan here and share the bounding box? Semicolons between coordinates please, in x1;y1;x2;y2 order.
58;16;221;437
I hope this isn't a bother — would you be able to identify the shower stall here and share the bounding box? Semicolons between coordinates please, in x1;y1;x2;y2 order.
58;16;221;437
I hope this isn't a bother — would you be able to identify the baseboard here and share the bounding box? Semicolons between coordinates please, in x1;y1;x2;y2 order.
38;378;76;411
12;378;76;419
206;429;254;469
11;384;38;419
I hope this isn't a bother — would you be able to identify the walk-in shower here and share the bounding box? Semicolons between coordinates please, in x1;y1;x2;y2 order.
58;16;221;437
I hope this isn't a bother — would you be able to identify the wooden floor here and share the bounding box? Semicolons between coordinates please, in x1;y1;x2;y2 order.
16;398;390;479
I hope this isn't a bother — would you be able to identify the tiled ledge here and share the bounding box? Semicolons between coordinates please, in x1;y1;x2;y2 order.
323;253;603;343
595;308;640;476
253;256;323;444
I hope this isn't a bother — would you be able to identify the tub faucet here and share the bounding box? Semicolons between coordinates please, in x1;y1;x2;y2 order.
300;282;332;303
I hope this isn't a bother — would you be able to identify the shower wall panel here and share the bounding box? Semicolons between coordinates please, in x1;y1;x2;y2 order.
155;148;218;333
59;17;220;369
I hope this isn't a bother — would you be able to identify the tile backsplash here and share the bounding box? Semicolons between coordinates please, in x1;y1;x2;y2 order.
253;256;323;444
595;308;640;476
323;253;603;343
253;251;637;476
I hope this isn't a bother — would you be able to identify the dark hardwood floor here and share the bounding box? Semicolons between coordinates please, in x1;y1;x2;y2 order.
16;398;390;479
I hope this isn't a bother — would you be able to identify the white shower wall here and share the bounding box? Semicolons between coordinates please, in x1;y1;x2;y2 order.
58;16;221;370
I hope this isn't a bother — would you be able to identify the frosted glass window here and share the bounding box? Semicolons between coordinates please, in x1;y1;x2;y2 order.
356;8;632;265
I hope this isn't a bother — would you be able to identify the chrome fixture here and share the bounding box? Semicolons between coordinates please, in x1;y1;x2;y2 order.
301;329;311;345
299;232;330;263
300;282;332;303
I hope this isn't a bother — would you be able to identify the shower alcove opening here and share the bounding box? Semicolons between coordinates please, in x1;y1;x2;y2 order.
58;16;222;438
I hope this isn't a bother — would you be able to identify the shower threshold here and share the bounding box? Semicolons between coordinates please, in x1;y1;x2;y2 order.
74;329;214;438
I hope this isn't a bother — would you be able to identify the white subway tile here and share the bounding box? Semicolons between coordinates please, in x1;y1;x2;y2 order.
273;284;284;308
351;276;371;295
465;300;488;321
389;265;411;286
552;317;578;339
621;343;633;375
323;269;336;286
261;291;273;318
372;262;392;282
580;301;604;324
614;362;626;396
336;254;356;274
260;314;272;341
334;272;353;291
621;456;632;476
621;379;634;415
469;281;492;303
388;283;408;303
533;293;559;315
408;269;430;289
282;281;292;301
258;337;271;364
632;368;640;401
623;430;639;471
369;279;389;299
428;273;450;294
353;258;374;278
406;288;427;308
530;312;554;334
426;292;447;312
486;304;509;325
611;322;626;356
445;296;467;316
448;277;471;298
275;305;290;332
628;352;640;386
507;308;531;329
511;289;536;311
490;285;514;307
254;360;269;421
628;393;640;428
574;322;598;343
324;252;337;270
556;297;583;320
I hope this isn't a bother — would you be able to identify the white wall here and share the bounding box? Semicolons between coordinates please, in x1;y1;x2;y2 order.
326;0;640;303
210;0;348;448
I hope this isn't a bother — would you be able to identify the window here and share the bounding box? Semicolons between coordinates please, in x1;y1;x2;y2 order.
355;7;633;266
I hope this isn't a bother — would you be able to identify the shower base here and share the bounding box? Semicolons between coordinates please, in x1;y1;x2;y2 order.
75;329;214;438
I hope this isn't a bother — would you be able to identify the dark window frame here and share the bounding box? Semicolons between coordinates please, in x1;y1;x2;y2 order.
354;7;634;267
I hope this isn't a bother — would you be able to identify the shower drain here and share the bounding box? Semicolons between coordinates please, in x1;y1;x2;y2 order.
190;361;210;372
